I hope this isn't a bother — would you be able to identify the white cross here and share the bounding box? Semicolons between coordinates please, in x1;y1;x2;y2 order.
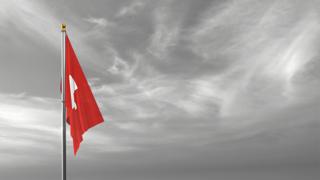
69;75;78;110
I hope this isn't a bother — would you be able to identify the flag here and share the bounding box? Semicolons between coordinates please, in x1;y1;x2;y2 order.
65;34;104;155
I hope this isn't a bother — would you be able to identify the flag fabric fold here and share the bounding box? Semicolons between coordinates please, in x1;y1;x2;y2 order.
65;35;104;155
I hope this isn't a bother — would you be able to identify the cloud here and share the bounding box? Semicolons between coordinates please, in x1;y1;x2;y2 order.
0;93;60;166
184;0;320;116
116;1;145;17
0;93;138;166
147;6;180;58
0;0;113;73
1;0;320;179
107;55;131;76
0;0;60;47
84;17;112;28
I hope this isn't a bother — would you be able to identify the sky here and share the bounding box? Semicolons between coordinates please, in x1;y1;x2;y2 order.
0;0;319;180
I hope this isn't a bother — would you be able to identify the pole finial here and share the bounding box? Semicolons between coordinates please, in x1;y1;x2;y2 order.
61;24;66;32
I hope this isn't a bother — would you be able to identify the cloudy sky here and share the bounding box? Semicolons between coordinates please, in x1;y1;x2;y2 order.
0;0;319;179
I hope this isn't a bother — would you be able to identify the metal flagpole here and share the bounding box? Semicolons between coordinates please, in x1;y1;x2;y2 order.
61;23;67;180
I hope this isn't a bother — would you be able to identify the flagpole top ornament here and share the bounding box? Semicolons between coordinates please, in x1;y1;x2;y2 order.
61;24;66;32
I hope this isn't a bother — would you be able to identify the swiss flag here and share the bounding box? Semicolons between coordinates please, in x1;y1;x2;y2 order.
65;35;104;155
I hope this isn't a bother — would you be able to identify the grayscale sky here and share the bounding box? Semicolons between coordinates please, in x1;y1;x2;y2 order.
0;0;319;180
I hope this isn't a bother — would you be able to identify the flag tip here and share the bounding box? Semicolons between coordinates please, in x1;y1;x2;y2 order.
61;24;66;32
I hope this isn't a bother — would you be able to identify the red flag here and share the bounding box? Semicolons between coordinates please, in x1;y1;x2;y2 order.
65;35;104;155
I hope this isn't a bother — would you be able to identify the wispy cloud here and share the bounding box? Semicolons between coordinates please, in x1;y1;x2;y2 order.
84;17;114;28
0;0;112;73
0;93;60;165
147;6;180;58
186;0;320;116
116;1;145;17
0;0;60;47
0;92;141;165
1;0;319;178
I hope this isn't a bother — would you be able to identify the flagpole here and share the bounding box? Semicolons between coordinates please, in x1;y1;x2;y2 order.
61;23;67;180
